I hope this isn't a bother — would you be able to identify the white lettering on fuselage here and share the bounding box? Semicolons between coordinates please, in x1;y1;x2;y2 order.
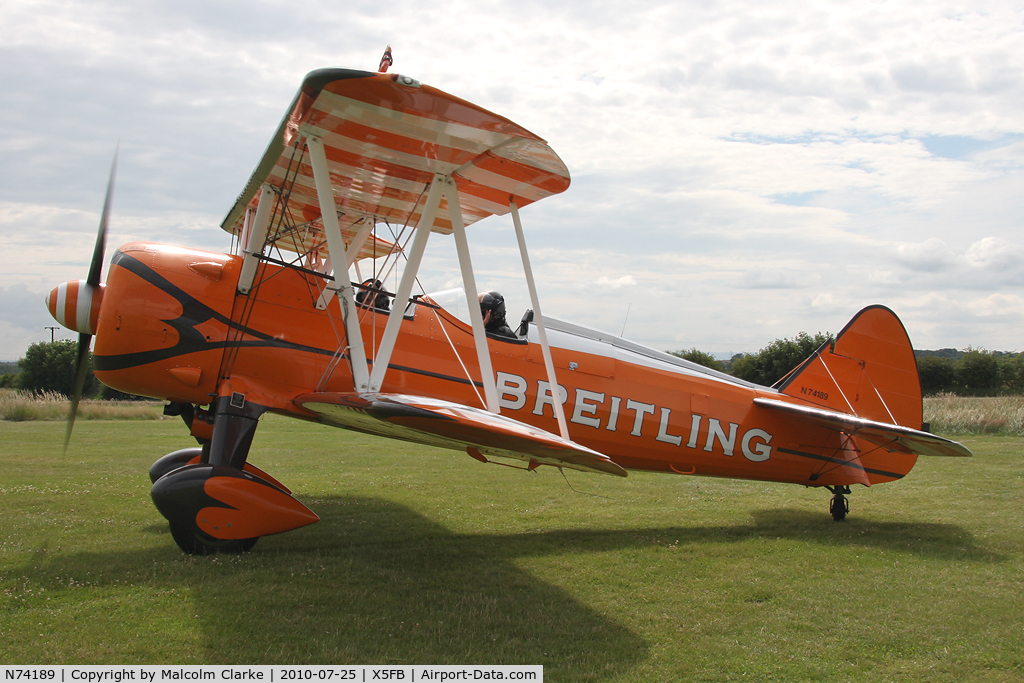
656;407;683;446
705;418;737;456
686;414;702;449
495;371;773;461
497;372;528;410
531;379;568;417
606;395;622;431
625;399;655;436
572;388;604;428
741;428;773;462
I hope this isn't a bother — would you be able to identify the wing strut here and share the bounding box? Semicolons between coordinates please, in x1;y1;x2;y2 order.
367;175;445;393
306;135;370;391
316;218;376;310
511;201;569;440
237;183;275;294
448;177;500;413
362;173;504;415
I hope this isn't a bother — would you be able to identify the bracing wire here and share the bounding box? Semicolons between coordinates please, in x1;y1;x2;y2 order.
559;467;612;499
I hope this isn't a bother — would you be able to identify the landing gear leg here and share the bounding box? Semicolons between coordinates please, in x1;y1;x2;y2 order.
207;392;264;469
827;485;851;522
155;393;268;555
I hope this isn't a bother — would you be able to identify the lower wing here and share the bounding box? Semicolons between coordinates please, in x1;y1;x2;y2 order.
294;392;628;477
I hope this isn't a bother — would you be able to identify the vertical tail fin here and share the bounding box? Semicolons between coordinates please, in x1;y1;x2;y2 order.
775;305;923;430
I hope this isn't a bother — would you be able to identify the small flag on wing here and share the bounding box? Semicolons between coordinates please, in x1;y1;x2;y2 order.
378;45;393;73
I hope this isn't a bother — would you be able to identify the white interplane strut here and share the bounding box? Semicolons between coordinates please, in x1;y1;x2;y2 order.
363;174;504;416
316;218;376;310
298;155;559;428
366;175;445;393
511;202;569;440
447;177;500;413
306;136;370;391
237;183;274;295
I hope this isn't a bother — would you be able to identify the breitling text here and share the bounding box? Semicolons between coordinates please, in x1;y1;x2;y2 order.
496;371;773;461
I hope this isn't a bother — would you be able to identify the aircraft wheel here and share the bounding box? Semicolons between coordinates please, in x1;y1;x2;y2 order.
149;447;204;484
168;522;259;555
829;494;849;522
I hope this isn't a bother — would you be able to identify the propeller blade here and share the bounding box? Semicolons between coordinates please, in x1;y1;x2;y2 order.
64;332;93;452
86;146;118;287
66;145;117;451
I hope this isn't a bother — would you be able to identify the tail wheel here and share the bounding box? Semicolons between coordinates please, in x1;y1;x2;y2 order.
829;494;849;522
168;522;259;555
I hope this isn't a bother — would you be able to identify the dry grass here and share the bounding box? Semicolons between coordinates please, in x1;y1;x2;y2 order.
0;389;163;422
3;389;1022;436
924;393;1024;436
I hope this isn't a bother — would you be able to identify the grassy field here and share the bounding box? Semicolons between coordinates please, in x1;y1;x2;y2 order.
1;417;1021;681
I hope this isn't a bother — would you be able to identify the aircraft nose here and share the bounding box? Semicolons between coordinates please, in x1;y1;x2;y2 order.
45;280;105;335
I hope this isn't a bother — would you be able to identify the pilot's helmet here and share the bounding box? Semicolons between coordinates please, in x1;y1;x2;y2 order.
478;290;506;321
357;279;384;305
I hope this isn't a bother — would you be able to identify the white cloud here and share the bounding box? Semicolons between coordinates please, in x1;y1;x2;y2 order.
896;238;959;272
965;236;1024;270
594;275;637;289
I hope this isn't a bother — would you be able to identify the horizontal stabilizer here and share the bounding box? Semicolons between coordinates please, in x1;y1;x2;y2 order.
295;392;627;477
754;397;972;458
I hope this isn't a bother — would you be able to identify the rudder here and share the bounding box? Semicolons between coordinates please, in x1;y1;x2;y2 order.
775;306;923;430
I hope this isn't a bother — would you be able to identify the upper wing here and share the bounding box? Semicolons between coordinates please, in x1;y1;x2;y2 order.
221;68;571;256
754;397;972;458
295;392;626;477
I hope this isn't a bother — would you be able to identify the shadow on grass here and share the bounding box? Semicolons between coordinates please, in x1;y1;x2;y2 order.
16;497;650;674
746;508;1007;562
466;507;1004;564
12;498;1001;669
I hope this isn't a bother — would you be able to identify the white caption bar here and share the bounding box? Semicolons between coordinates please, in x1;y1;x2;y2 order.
0;667;542;683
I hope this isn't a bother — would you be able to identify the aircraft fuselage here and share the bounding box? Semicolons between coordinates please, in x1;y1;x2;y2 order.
93;241;916;489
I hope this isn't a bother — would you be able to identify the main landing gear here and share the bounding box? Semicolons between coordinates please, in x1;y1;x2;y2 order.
827;485;851;522
168;521;260;555
150;394;319;555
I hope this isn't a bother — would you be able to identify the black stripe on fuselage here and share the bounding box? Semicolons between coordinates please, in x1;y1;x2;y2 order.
778;446;905;480
94;250;334;371
94;250;485;391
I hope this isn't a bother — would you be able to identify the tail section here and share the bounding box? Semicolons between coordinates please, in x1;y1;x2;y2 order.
775;305;923;430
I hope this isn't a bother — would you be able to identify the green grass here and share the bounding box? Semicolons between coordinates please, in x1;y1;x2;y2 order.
1;417;1022;681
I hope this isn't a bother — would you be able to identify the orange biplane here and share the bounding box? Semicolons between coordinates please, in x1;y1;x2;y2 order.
46;58;971;554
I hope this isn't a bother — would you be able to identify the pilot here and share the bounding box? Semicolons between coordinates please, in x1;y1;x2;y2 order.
479;290;517;339
355;278;391;312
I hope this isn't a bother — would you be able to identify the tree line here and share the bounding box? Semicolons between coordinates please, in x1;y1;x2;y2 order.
0;340;129;399
3;338;1021;399
669;332;832;386
915;349;1024;396
671;336;1023;397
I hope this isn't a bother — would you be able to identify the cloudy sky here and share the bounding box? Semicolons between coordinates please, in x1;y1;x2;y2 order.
2;0;1022;361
